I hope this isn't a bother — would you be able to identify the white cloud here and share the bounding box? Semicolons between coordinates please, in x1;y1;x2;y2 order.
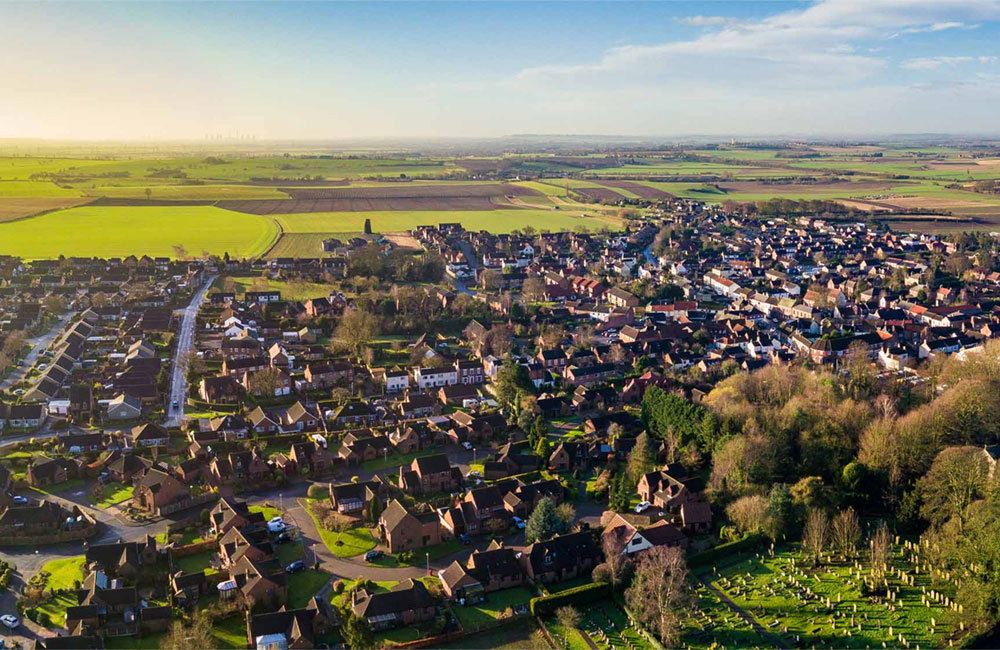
679;15;740;27
901;20;970;33
901;55;999;70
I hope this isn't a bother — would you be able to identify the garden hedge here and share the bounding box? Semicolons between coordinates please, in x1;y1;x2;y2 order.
687;534;765;569
530;582;610;616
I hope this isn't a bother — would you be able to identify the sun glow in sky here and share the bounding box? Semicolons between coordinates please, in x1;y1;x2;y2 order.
2;0;1000;139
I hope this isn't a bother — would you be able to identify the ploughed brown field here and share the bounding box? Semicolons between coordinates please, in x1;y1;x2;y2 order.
571;187;626;202
217;183;541;214
596;180;674;199
716;180;895;194
0;197;92;223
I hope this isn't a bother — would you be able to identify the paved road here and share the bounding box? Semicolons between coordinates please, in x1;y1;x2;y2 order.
164;275;216;427
0;311;74;391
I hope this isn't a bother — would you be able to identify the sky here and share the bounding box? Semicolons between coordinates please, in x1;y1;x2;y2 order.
1;0;1000;140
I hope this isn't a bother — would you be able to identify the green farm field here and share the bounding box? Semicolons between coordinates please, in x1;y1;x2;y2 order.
82;184;290;200
274;208;619;234
0;205;278;259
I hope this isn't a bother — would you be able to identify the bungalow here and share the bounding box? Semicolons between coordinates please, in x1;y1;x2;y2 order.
105;394;142;421
131;423;169;448
351;578;437;631
329;480;381;515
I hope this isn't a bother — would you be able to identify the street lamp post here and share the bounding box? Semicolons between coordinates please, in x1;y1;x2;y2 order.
426;552;430;575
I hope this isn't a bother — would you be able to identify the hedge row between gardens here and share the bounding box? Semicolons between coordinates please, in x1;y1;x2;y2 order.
530;582;610;616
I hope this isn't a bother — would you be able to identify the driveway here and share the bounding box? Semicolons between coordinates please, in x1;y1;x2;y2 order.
164;275;216;427
0;311;74;390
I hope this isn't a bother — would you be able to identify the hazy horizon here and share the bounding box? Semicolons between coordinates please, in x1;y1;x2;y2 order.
2;0;1000;141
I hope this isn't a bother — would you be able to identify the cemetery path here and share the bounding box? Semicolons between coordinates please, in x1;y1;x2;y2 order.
697;574;790;649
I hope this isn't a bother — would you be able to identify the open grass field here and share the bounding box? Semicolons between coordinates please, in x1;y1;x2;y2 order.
216;275;334;302
210;616;247;649
0;180;82;197
83;184;290;200
275;208;618;234
0;205;279;259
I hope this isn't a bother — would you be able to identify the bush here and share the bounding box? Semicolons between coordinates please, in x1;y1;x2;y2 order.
307;484;327;499
530;582;610;616
333;580;345;594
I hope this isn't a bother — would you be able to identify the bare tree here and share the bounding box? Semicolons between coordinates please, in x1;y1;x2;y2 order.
802;508;829;565
831;507;861;559
626;546;689;646
868;520;891;589
334;308;379;357
246;367;285;397
601;528;631;589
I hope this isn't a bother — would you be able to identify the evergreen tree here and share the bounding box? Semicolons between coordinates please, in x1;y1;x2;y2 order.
525;496;560;543
534;437;551;463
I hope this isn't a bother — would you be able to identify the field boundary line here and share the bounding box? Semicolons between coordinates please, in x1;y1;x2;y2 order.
258;217;285;259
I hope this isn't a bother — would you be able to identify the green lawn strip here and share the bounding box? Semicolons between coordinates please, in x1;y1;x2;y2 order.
104;632;167;650
451;586;533;630
90;482;133;508
276;541;306;566
249;505;282;521
546;576;590;594
370;539;464;568
30;478;87;496
286;569;333;609
302;498;377;558
210;615;248;649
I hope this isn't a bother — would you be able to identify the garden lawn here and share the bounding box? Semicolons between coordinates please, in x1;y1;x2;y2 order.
361;448;439;473
451;587;533;630
303;498;377;558
331;579;396;608
249;505;282;521
0;205;278;259
371;539;463;568
104;633;167;650
174;551;215;574
90;482;133;508
211;615;248;649
287;569;332;609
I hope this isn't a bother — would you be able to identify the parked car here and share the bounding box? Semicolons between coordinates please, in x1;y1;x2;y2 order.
171;400;179;409
512;516;526;530
11;496;27;505
461;441;474;450
0;615;19;630
464;470;480;480
364;550;384;562
459;533;472;545
634;501;651;514
285;560;304;574
275;532;292;544
267;521;287;533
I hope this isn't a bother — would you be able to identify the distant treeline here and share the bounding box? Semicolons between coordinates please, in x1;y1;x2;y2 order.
721;198;861;217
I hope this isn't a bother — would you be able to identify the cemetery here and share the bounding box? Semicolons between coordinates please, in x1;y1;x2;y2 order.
693;538;967;649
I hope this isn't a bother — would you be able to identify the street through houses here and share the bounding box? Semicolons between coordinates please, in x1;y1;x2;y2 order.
164;275;216;427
